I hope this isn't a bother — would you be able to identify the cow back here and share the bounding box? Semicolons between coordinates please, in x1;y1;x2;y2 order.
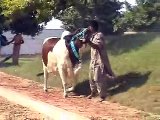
42;37;59;66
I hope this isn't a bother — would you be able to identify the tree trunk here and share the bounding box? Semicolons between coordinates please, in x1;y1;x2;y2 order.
12;44;21;65
12;34;24;65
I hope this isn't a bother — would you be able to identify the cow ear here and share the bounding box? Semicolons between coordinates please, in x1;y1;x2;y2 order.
63;35;68;40
72;28;81;35
64;35;72;41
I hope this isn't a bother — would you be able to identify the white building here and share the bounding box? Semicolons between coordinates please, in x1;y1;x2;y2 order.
1;29;64;55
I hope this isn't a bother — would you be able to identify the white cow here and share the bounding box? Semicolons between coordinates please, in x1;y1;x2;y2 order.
42;29;90;98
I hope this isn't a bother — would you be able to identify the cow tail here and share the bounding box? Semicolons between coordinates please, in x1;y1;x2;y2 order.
36;72;44;76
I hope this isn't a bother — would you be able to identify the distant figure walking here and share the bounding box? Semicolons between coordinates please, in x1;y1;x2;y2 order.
12;33;24;65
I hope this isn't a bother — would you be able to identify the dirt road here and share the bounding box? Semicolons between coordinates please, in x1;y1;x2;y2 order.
0;97;44;120
0;72;158;120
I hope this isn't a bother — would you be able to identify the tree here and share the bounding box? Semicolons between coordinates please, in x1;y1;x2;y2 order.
1;0;122;34
0;0;122;64
55;0;122;34
136;0;158;5
0;6;6;34
0;0;53;64
114;0;160;32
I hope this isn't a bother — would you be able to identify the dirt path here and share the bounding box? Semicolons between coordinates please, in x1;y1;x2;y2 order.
0;97;44;120
0;72;157;120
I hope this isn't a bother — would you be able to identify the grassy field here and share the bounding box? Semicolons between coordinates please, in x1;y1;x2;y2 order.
0;32;160;116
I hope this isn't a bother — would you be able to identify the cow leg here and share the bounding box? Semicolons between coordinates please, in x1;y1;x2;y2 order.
43;64;48;92
67;73;76;92
67;63;81;92
58;65;68;98
67;74;77;92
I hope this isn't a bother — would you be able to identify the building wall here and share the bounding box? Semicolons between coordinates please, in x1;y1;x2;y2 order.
1;29;64;55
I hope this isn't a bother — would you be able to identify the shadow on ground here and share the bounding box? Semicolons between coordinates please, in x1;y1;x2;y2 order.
0;56;34;68
108;71;151;96
74;71;151;96
0;63;16;68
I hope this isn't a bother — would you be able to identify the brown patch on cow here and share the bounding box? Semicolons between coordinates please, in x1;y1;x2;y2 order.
42;38;59;66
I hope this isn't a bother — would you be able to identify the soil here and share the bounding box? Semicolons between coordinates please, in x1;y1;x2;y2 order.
0;72;145;120
0;97;44;120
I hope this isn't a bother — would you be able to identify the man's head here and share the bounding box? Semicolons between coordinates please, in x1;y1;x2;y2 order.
88;20;99;33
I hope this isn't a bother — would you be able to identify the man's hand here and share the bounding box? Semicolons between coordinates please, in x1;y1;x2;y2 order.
88;40;100;50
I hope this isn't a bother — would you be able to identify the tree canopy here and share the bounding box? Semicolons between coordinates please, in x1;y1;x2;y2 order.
55;0;122;34
0;0;122;35
114;0;160;32
0;0;58;35
0;4;6;34
1;0;159;35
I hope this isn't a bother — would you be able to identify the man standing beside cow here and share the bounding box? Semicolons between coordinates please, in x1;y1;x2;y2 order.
60;20;116;101
41;20;115;100
86;20;116;102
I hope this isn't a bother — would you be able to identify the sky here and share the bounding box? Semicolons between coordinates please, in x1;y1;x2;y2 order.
119;0;136;5
45;0;136;29
119;0;137;11
44;18;63;29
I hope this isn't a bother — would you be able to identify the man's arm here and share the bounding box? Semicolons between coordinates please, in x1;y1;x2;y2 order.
7;38;15;45
88;40;100;50
88;32;104;50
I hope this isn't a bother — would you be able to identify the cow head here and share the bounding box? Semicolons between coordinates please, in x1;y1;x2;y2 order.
66;28;91;49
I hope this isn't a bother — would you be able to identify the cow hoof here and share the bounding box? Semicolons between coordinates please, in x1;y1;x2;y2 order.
67;87;74;92
44;89;48;92
64;93;68;98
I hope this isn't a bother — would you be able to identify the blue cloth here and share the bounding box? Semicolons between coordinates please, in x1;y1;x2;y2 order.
70;28;88;60
70;41;79;59
71;28;88;41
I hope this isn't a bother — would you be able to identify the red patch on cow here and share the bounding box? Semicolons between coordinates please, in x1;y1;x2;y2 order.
42;38;59;66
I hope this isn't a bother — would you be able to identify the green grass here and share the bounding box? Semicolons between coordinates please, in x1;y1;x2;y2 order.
106;33;160;116
0;55;63;87
0;32;160;118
